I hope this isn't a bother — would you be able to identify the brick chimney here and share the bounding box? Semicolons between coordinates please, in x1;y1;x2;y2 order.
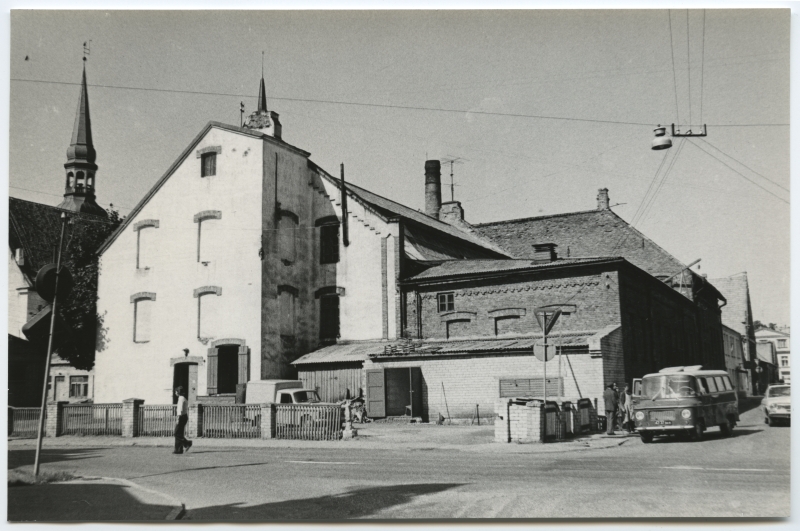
440;201;467;226
533;243;558;263
425;160;442;219
597;188;610;210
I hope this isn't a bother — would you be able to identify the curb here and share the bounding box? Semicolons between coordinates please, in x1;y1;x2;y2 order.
75;476;185;520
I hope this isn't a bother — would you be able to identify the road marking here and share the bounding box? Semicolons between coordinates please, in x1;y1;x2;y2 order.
287;460;361;465
660;466;773;472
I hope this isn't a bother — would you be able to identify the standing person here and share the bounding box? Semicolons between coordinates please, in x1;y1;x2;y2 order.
622;384;634;433
173;386;192;455
617;384;626;431
603;384;617;435
612;383;621;431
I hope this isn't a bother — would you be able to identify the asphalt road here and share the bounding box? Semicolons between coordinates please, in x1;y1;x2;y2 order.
8;405;789;519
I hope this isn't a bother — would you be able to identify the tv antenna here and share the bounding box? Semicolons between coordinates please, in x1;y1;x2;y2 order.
440;155;467;202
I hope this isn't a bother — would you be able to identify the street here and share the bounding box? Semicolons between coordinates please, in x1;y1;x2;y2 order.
7;404;789;519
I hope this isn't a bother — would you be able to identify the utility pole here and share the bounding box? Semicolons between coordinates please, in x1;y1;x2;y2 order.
34;213;68;477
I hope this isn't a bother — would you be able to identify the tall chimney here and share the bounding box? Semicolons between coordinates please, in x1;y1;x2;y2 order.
597;188;610;210
425;160;442;219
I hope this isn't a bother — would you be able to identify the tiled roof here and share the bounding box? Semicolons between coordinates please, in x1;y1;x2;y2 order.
474;209;686;276
292;326;620;364
8;198;108;280
406;257;619;281
709;273;755;340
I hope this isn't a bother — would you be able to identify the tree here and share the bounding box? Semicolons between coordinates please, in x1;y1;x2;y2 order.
54;208;123;370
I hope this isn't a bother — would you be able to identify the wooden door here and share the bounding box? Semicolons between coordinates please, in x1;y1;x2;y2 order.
409;367;423;420
366;369;386;418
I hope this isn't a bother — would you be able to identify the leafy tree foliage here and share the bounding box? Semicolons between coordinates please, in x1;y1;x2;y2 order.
54;208;122;370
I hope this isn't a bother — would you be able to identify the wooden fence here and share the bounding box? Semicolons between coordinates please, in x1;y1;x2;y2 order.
139;405;177;437
61;403;123;436
201;405;261;438
275;404;342;441
8;407;42;438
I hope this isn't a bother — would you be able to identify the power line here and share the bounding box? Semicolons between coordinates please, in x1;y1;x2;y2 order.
638;138;687;227
696;137;790;193
700;9;706;124
10;77;788;128
668;10;680;124
686;9;693;127
686;139;789;204
631;149;671;226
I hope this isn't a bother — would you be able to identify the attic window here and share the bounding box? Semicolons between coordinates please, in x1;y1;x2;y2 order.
201;153;216;177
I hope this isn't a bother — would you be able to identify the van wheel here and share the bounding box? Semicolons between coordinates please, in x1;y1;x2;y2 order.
640;432;654;444
767;416;774;427
720;421;732;437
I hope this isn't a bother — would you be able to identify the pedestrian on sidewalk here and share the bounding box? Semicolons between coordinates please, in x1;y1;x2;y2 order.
603;384;617;435
622;384;634;433
173;386;192;455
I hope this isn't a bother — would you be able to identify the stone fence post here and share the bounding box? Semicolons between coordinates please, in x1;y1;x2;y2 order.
45;401;67;437
187;403;202;438
122;399;145;437
494;398;511;443
260;403;276;439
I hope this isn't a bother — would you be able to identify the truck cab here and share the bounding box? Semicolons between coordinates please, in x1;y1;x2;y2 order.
245;379;330;405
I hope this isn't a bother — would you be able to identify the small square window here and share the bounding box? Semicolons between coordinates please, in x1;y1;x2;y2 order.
438;293;454;312
778;339;787;348
201;152;216;177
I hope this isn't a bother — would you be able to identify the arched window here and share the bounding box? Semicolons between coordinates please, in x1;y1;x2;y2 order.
315;286;344;341
194;286;222;339
130;292;156;343
76;171;85;188
66;172;75;188
194;211;222;262
86;175;94;188
133;219;159;270
279;211;299;264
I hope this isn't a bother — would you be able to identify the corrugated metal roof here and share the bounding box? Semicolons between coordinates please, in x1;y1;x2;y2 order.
407;257;616;281
291;328;615;365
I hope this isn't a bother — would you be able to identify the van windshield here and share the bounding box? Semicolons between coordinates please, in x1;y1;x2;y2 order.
641;375;698;399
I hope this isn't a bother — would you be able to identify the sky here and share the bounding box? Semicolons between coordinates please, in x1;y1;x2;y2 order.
6;7;792;325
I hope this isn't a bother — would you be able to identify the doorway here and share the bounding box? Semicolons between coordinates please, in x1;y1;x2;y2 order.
217;346;239;394
172;363;198;404
366;367;424;420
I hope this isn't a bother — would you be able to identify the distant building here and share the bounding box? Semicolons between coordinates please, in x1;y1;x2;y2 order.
755;340;780;393
7;64;108;406
721;324;748;397
709;273;758;395
755;326;790;384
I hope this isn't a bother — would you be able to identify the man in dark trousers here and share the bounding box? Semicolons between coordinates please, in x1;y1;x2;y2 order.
173;386;192;454
603;384;617;435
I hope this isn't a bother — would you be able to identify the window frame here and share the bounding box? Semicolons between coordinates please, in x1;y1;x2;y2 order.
69;375;89;398
316;217;340;265
319;294;341;341
194;286;222;339
437;292;455;312
200;152;216;177
194;211;222;263
133;219;159;270
130;292;156;343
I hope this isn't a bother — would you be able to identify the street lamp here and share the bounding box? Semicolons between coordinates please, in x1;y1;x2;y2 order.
651;125;672;150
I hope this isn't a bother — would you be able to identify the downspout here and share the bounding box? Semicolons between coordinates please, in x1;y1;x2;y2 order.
340;163;349;247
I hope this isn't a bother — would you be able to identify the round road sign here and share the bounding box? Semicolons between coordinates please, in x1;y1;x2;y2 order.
533;342;556;362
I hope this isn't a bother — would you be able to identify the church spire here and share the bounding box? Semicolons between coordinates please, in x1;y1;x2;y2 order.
58;61;106;217
242;55;282;140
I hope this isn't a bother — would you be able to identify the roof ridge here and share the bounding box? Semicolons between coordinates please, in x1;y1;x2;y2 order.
474;208;603;226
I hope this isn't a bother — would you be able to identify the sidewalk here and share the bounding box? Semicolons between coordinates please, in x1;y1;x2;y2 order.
8;476;184;522
9;422;628;454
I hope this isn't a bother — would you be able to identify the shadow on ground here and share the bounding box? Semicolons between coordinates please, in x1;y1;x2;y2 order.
8;448;106;470
8;482;176;521
184;482;463;520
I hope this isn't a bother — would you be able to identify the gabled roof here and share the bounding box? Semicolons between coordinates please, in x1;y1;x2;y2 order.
474;208;686;276
405;257;620;282
322;178;509;257
97;121;310;255
8;197;108;281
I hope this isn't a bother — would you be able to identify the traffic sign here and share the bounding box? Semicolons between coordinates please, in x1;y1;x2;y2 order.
533;341;555;362
35;264;73;303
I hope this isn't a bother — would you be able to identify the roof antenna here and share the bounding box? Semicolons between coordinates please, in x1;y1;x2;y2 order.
82;40;91;62
440;155;467;202
262;51;264;78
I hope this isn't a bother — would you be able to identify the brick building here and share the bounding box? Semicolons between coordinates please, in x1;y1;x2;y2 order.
755;326;790;384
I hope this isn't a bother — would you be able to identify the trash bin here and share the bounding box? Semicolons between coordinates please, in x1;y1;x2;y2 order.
543;401;560;441
561;401;574;436
577;398;593;433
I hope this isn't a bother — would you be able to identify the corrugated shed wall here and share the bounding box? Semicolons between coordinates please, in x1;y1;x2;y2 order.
297;362;364;402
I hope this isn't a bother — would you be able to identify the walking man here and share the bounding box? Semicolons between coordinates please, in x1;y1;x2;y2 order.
174;386;192;454
603;384;617;435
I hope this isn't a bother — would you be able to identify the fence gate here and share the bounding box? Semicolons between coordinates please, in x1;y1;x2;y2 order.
275;404;342;440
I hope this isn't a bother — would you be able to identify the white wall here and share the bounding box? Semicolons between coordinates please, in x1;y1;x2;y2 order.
95;127;264;404
7;250;30;338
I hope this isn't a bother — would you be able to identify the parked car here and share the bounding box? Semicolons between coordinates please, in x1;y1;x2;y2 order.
762;384;791;426
631;365;739;443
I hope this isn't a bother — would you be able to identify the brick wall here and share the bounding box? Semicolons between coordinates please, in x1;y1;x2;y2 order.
407;266;622;340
